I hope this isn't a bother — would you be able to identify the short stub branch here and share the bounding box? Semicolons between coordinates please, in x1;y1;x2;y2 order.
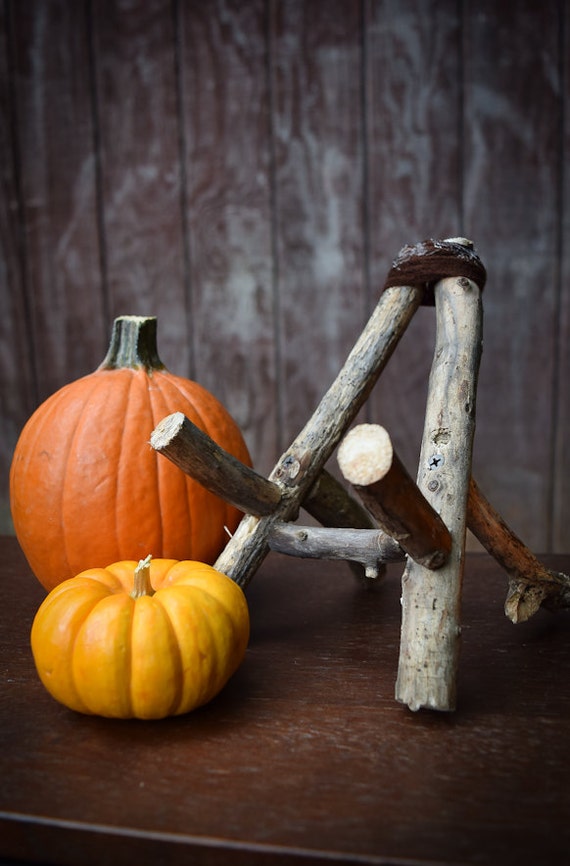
337;424;452;569
150;412;282;517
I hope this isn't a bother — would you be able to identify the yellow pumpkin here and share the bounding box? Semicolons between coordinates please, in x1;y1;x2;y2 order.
30;556;250;719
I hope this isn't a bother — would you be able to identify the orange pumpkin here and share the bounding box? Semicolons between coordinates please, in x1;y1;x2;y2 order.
31;556;250;719
10;316;251;591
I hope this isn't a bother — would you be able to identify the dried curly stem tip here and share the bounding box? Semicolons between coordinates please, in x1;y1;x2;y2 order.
466;478;570;622
131;554;155;599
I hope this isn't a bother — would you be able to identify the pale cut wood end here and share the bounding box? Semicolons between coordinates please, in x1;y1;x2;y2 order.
150;411;185;449
337;424;393;486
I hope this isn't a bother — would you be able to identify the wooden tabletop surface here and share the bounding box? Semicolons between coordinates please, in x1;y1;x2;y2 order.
1;536;569;866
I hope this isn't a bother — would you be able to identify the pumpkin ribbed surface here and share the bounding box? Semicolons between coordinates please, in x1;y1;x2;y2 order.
10;317;251;591
31;557;250;719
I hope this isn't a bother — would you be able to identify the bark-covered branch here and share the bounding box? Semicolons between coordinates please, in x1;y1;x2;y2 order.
467;478;570;622
150;412;282;516
268;522;404;578
211;285;424;587
337;423;452;569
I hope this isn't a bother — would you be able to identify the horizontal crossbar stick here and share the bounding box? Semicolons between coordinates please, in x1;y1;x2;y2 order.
268;522;404;578
302;466;384;582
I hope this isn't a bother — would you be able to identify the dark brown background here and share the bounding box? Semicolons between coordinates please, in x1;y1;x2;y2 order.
1;0;568;551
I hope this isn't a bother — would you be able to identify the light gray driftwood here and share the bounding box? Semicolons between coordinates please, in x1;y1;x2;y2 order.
268;522;404;577
212;285;424;586
395;276;483;712
302;468;384;582
150;412;282;517
151;417;381;581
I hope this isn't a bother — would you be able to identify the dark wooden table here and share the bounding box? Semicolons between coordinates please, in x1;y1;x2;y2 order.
1;536;569;866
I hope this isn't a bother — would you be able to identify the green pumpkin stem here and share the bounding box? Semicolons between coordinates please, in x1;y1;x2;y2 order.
131;554;156;598
98;316;166;372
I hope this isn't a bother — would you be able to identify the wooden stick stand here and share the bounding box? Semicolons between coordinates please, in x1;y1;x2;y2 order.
151;238;570;713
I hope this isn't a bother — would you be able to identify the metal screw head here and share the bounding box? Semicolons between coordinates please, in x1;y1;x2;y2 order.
428;453;445;470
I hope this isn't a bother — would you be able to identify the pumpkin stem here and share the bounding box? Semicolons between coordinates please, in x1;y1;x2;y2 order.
98;316;166;372
131;554;156;598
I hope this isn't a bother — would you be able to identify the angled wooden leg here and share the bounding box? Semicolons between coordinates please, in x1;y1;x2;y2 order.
395;274;483;712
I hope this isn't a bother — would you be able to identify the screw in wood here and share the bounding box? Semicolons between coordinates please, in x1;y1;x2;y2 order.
428;453;445;470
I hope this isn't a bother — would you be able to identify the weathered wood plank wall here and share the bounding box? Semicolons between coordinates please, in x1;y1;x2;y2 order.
1;0;568;552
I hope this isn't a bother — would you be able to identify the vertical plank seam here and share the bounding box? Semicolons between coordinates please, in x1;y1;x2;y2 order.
360;0;372;425
265;0;284;456
171;0;195;379
85;0;110;335
4;0;39;405
549;0;566;551
458;0;465;233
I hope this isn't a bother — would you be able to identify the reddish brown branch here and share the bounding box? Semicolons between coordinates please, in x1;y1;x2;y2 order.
337;424;452;569
467;478;570;622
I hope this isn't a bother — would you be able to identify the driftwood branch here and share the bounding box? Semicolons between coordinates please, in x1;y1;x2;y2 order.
150;412;282;516
328;422;570;620
337;424;452;569
151;239;487;594
304;468;377;531
268;523;403;577
208;285;424;587
467;478;570;622
395;275;483;712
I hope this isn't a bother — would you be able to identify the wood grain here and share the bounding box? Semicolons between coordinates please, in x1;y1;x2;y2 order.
6;0;106;397
463;0;562;549
0;3;34;533
396;276;483;711
0;3;568;555
552;1;570;551
2;536;570;865
178;0;277;475
213;285;423;587
91;0;189;372
271;0;366;452
364;0;463;473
